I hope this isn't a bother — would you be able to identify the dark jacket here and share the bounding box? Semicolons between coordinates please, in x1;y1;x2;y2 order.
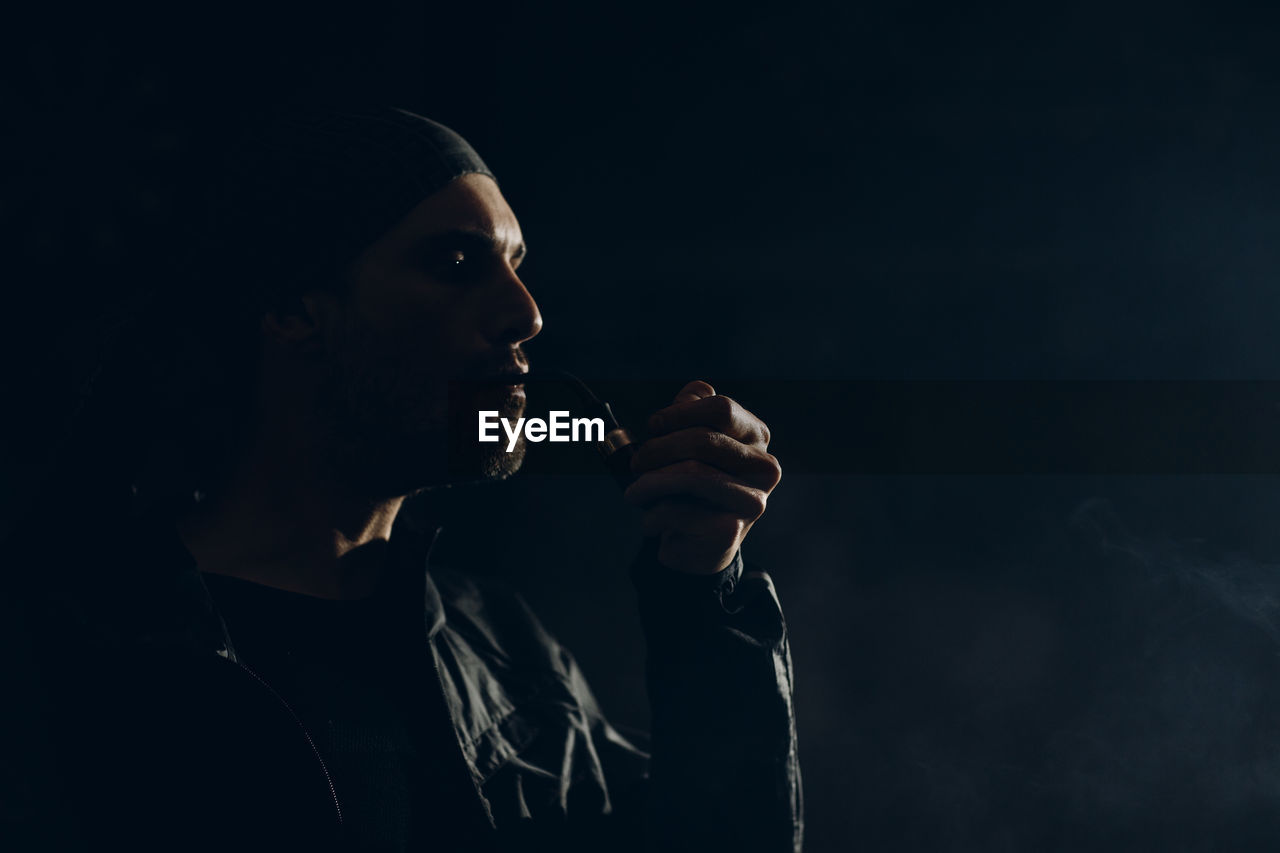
3;507;802;852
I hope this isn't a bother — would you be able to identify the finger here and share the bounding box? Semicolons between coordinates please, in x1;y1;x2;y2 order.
640;500;746;541
671;379;716;404
642;503;744;574
623;460;769;520
631;427;782;489
648;394;771;446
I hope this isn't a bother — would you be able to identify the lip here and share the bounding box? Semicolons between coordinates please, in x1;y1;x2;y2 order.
482;368;530;386
472;377;526;397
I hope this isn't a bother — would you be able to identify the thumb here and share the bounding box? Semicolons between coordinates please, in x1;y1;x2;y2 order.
672;379;716;404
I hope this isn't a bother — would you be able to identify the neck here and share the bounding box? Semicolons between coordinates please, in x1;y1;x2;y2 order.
176;413;406;600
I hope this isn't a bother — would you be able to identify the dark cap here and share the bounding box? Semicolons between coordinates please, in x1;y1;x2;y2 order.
214;106;495;310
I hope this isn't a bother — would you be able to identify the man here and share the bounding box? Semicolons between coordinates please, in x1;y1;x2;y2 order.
5;108;800;852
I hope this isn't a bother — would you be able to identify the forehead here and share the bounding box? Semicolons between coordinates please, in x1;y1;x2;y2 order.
383;172;523;252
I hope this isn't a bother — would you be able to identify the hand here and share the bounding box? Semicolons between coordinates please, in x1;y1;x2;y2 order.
624;380;782;574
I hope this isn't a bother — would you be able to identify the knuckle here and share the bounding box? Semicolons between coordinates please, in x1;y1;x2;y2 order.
765;453;783;487
698;428;727;452
709;395;735;424
714;514;747;540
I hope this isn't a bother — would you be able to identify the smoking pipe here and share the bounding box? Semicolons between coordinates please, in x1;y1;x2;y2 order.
511;370;640;489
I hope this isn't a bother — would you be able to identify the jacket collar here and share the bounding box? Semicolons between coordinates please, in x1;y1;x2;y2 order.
385;519;448;640
102;512;449;658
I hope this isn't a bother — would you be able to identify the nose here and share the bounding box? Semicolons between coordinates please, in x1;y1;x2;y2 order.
488;267;543;346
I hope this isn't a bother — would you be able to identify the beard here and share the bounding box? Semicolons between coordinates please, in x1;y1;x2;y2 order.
314;312;526;497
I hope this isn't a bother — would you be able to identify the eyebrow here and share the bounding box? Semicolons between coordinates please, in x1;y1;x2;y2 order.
414;228;527;264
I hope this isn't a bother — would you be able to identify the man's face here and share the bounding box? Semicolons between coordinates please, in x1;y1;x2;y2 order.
307;173;541;495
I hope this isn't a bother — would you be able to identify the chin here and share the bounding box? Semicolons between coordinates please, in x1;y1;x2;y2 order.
335;393;528;494
373;433;526;494
444;393;527;482
479;440;525;480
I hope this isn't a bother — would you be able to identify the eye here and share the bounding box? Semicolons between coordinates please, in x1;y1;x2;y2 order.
413;234;509;284
424;248;482;283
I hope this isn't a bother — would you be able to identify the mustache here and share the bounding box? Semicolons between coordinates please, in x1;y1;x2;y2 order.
458;349;530;383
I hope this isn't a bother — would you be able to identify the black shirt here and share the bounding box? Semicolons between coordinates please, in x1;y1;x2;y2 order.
203;569;472;852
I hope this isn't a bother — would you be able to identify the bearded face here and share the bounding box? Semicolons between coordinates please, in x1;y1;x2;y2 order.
300;174;539;498
316;304;529;496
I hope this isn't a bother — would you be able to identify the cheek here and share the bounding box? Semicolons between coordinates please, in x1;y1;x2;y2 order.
359;289;472;369
361;280;445;330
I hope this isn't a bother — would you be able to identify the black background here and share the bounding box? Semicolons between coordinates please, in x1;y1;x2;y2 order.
9;2;1280;849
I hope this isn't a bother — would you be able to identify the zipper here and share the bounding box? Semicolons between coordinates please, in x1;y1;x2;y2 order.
232;658;344;826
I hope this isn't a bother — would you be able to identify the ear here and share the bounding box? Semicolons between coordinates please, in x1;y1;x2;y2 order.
261;294;326;351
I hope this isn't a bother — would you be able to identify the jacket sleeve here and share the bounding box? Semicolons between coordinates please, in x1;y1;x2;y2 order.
463;543;802;852
628;540;804;853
